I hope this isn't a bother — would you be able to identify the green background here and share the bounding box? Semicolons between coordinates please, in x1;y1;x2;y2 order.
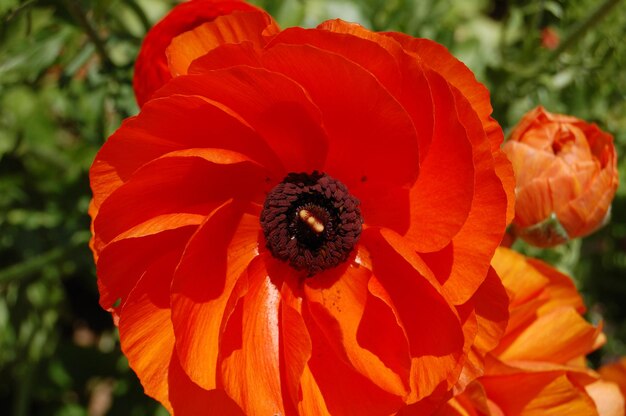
1;0;625;414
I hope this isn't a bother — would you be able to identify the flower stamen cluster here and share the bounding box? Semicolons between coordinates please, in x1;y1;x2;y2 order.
260;171;362;275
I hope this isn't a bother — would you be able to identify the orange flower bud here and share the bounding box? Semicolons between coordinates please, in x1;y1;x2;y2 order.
503;106;619;247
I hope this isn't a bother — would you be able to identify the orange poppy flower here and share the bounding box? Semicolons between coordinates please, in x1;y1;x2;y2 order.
438;247;624;416
503;106;619;247
90;2;514;414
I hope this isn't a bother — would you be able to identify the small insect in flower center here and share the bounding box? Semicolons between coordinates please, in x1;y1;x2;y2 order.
260;171;362;275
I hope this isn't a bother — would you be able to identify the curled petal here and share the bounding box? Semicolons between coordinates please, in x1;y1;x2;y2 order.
93;148;266;248
279;276;313;412
302;301;405;415
133;0;262;106
167;11;278;77
494;307;602;365
403;69;474;252
171;200;260;391
480;372;598;415
585;380;625;416
298;364;332;416
259;43;420;190
90;94;283;215
96;219;198;311
304;259;410;397
268;25;403;97
454;267;509;388
118;250;180;411
600;358;626;402
380;34;515;226
219;256;285;415
314;19;434;160
154;67;329;174
363;228;465;401
383;34;502;152
423;85;508;304
168;354;245;415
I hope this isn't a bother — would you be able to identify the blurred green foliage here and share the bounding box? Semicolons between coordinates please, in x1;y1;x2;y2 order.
0;0;625;414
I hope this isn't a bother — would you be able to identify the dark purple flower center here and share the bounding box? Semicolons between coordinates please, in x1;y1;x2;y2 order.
260;171;362;275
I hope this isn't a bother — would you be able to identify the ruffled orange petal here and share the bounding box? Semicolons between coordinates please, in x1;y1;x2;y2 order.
527;257;585;314
118;250;181;411
480;372;598;415
298;364;332;415
303;257;410;398
493;150;517;225
219;256;285;415
469;267;509;356
167;354;244;415
188;41;264;72
96;218;198;311
403;69;475;252
491;248;598;360
455;267;509;387
492;247;550;307
153;67;329;174
278;274;313;413
133;0;261;106
600;358;626;400
559;166;618;236
363;228;465;401
434;381;497;416
383;34;502;151
170;200;260;391
307;21;489;255
313;20;433;160
268;25;403;99
495;307;601;364
423;85;508;304
93;148;266;249
385;32;517;227
259;43;420;189
167;11;278;77
585;380;625;416
503;141;556;185
302;299;405;415
90;94;284;215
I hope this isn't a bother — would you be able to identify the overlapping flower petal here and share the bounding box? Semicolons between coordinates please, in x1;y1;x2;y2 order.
439;248;624;416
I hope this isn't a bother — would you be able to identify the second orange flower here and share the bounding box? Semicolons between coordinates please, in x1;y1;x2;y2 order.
504;106;618;247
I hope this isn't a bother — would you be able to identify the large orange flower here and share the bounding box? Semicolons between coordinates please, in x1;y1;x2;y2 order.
503;106;619;247
438;247;624;416
90;1;515;414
